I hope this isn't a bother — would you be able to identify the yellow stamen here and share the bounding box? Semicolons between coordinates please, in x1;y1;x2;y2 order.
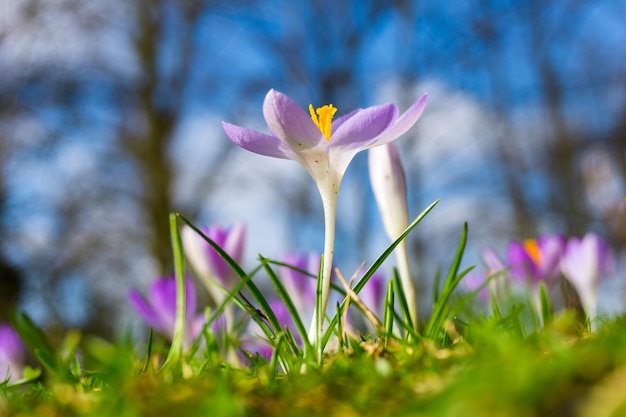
523;239;542;265
309;104;337;142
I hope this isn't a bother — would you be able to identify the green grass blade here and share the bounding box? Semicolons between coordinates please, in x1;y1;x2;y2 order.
424;222;468;339
392;268;414;338
160;213;187;373
260;256;312;354
383;279;395;341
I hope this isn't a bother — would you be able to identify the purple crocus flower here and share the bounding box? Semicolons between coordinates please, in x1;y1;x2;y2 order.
129;276;205;347
242;299;300;361
181;222;245;305
279;252;320;323
0;323;24;382
223;89;427;340
461;271;490;302
507;235;566;287
560;233;611;323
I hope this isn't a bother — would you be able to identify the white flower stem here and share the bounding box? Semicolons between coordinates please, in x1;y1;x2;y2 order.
395;239;418;330
308;185;338;345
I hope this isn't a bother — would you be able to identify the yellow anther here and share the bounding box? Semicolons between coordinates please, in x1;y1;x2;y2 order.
309;104;337;142
523;239;542;265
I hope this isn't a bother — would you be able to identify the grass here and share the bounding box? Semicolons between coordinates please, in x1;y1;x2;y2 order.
4;314;626;416
2;208;624;416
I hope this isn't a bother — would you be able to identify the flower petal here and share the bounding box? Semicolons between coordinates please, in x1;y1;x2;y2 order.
128;289;162;330
222;122;295;160
369;93;428;146
332;103;398;147
263;89;322;150
149;278;177;334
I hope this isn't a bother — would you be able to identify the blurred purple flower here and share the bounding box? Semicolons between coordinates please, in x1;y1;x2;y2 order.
482;247;506;277
181;222;245;304
359;272;386;318
129;276;205;347
560;233;611;321
507;235;566;287
461;271;490;302
242;300;300;361
0;323;24;382
223;89;428;338
279;252;320;322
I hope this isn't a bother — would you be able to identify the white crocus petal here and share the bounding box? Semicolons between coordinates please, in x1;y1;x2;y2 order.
181;225;223;304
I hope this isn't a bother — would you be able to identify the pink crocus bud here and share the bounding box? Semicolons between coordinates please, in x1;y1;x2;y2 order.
0;323;24;382
369;142;418;329
560;233;611;324
181;222;245;304
128;275;205;348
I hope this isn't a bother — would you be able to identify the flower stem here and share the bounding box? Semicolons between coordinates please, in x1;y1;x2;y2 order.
308;185;337;346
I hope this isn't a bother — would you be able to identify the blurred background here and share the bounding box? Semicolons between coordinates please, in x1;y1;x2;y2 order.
1;0;624;337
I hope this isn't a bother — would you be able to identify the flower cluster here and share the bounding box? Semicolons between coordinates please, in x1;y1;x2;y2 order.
465;233;611;323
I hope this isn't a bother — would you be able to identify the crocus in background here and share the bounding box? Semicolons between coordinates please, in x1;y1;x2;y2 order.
242;300;300;361
279;252;320;327
369;142;417;328
129;276;205;348
463;248;508;303
350;271;387;333
461;271;490;302
560;233;611;327
223;89;427;341
0;323;24;382
507;235;566;288
181;222;245;306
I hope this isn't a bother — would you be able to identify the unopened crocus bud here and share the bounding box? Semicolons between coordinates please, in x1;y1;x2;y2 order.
369;143;409;240
181;222;245;304
369;143;417;329
560;233;611;324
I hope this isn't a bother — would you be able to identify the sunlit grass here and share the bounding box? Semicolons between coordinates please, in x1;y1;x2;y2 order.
1;208;624;417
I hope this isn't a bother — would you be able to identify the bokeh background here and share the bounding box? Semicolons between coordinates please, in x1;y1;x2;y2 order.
1;0;624;336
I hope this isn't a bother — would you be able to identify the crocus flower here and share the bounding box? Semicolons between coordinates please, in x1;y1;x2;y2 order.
0;323;24;382
223;89;427;341
462;271;490;301
129;276;205;348
560;233;610;324
242;299;300;361
279;252;320;325
369;142;417;328
181;222;245;305
507;235;566;287
463;248;508;303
